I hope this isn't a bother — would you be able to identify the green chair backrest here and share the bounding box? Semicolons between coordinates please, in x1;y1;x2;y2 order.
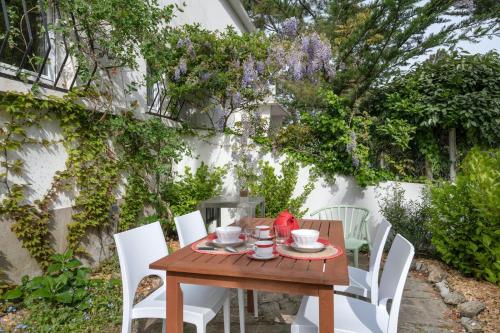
310;205;370;241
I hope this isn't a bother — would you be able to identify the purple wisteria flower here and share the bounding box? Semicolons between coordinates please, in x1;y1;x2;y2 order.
177;37;195;58
288;51;304;80
346;131;357;153
242;56;258;87
352;155;360;168
282;17;299;37
281;31;333;81
200;71;212;81
173;67;181;81
178;58;187;75
256;61;265;75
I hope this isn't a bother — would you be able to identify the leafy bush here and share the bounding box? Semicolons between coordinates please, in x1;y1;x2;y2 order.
248;159;315;218
429;148;500;284
277;91;392;186
379;184;433;255
162;162;227;229
2;251;90;305
369;51;500;179
0;252;122;332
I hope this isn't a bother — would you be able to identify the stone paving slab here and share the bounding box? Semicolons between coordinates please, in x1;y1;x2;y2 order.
134;254;462;333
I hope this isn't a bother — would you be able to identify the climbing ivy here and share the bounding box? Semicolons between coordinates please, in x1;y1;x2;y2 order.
58;107;120;256
0;92;82;267
0;91;187;267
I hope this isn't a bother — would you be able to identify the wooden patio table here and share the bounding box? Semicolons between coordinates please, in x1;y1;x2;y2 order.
149;218;349;333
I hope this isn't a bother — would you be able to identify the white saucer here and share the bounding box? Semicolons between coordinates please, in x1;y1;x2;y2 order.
291;241;326;253
247;251;279;260
210;238;245;248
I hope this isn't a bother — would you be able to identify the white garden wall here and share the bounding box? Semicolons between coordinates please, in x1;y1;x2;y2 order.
178;133;426;237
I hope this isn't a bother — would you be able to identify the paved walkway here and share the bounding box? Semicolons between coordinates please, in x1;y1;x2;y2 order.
135;254;461;333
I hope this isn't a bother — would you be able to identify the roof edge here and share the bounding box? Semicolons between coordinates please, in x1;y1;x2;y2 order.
227;0;256;33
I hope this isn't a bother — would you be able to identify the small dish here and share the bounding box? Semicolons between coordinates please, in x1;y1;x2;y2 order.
290;241;326;253
209;238;245;248
247;250;279;260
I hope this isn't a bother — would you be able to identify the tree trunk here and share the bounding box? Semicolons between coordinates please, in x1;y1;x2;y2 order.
449;128;457;182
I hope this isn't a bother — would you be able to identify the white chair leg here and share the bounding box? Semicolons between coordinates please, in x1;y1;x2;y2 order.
196;323;207;333
253;291;258;318
353;248;359;267
121;312;132;333
223;294;231;333
161;319;166;333
238;288;245;333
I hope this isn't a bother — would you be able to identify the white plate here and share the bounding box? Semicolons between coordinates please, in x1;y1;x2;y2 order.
247;251;279;260
290;241;326;253
209;238;245;248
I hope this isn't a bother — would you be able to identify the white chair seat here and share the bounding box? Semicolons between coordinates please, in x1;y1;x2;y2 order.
334;266;371;298
292;294;389;333
133;284;228;324
292;235;415;333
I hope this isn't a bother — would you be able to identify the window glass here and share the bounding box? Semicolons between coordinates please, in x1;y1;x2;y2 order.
0;0;47;73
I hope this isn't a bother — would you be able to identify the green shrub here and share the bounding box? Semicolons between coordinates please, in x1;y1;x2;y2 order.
429;148;500;284
379;184;433;255
248;159;315;218
0;251;122;332
2;251;92;306
162;162;227;230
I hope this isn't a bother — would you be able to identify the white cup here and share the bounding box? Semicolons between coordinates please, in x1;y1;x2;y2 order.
215;226;241;243
255;225;271;239
291;229;319;247
254;240;274;257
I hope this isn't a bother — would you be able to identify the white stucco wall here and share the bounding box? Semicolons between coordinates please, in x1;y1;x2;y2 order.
177;133;427;236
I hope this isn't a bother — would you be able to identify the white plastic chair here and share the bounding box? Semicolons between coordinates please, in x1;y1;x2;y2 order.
114;221;230;333
175;210;258;333
311;205;370;267
291;234;415;333
335;219;392;304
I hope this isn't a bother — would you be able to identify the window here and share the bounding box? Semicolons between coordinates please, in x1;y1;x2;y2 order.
0;0;49;75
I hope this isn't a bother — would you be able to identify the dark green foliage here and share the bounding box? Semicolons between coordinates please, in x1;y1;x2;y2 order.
379;185;433;255
277;91;391;186
110;114;188;232
3;251;90;305
161;162;227;231
244;0;497;107
370;51;500;178
248;159;315;218
429;148;500;284
0;253;122;333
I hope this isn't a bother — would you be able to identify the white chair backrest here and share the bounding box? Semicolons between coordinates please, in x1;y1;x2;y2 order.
378;234;415;333
368;219;392;303
114;222;168;311
311;205;370;239
175;210;207;248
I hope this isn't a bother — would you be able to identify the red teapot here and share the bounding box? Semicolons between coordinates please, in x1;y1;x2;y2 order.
273;209;299;233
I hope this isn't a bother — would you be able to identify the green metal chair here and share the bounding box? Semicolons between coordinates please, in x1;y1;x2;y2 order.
310;205;370;267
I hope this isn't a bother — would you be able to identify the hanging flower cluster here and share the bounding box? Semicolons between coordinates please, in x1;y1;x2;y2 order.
285;32;334;81
281;17;299;37
162;21;335;135
346;131;360;168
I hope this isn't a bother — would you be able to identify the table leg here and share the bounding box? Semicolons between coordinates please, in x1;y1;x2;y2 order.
246;289;254;314
166;274;183;333
319;287;334;333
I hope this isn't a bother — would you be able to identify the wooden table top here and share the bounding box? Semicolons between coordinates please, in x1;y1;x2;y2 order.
150;218;349;286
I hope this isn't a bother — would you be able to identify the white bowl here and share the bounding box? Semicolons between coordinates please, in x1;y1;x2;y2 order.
215;226;241;243
291;229;319;247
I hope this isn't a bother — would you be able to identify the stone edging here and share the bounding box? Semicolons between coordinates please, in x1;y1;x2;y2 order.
413;260;486;333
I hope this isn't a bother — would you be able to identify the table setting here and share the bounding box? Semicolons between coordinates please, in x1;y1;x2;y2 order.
191;209;343;261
